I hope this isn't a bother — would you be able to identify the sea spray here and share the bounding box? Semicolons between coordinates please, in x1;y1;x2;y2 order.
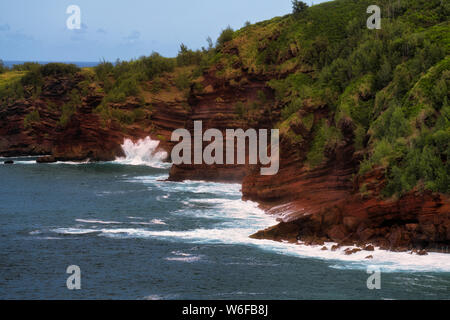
115;136;171;168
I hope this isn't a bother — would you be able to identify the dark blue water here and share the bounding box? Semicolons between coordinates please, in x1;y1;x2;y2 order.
1;157;449;300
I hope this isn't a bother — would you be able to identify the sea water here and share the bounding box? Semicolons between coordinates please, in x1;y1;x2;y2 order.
0;138;449;299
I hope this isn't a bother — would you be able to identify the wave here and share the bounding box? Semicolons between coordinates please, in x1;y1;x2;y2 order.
75;219;121;225
50;220;450;273
165;251;202;263
51;228;100;235
50;176;450;273
1;160;36;165
115;136;171;169
130;219;167;226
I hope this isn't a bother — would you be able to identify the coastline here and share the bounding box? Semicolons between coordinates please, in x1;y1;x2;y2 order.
3;153;450;257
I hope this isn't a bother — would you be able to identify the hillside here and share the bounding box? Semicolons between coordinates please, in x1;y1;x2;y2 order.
0;0;449;251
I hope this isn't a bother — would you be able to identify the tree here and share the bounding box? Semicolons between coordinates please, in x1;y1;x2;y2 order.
292;0;308;14
216;26;234;48
0;59;7;74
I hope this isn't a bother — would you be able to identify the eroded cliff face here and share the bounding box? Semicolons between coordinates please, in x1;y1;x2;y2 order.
1;63;448;252
246;149;450;251
168;66;449;252
168;68;276;183
0;72;189;161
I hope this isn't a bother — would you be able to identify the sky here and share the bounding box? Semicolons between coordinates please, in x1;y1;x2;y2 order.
0;0;330;62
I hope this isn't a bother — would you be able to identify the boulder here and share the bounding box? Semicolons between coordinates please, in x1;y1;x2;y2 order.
331;244;340;251
344;248;362;255
36;156;57;163
343;216;359;232
417;249;428;256
327;225;346;242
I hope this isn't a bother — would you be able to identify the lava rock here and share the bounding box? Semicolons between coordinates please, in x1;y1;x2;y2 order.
344;248;362;255
36;156;57;163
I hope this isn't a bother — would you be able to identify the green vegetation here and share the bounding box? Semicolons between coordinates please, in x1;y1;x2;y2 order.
216;26;235;48
306;120;342;167
0;60;8;74
23;109;40;129
219;0;448;197
292;1;308;14
59;89;82;126
0;71;26;104
2;0;449;198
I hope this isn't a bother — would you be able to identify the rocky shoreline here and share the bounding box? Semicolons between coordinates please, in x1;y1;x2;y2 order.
1;61;449;254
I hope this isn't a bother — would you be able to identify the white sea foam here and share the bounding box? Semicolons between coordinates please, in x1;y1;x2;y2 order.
52;228;100;235
150;219;166;225
130;219;167;226
165;251;202;263
115;136;171;169
2;160;36;165
52;160;91;165
51;176;450;273
95;227;450;272
75;219;121;225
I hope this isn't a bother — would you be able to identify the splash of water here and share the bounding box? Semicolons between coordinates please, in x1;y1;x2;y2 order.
116;136;171;168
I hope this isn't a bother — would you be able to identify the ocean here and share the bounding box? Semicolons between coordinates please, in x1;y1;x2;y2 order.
1;138;449;299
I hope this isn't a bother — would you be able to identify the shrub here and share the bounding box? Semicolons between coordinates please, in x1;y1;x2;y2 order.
39;63;80;77
216;26;234;48
23;110;40;128
59;90;81;126
292;0;308;14
11;62;40;72
175;72;191;90
234;102;245;118
177;44;203;66
139;52;175;80
0;60;8;74
94;61;114;82
306;120;342;168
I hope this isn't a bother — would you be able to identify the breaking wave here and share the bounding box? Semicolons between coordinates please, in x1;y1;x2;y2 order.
115;136;171;169
44;173;450;273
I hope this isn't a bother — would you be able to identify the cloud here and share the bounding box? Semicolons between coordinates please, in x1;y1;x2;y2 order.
69;23;89;41
5;31;33;41
73;22;88;34
124;30;140;43
0;24;10;31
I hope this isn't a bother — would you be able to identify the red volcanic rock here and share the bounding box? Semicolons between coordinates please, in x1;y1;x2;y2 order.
0;68;448;254
327;225;347;242
363;245;375;251
344;248;362;255
365;255;373;259
406;223;419;232
417;250;428;256
331;244;340;251
343;216;360;232
321;246;328;251
36;156;56;163
0;75;188;161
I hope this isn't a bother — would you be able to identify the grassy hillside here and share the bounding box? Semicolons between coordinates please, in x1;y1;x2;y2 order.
1;0;448;197
215;0;449;196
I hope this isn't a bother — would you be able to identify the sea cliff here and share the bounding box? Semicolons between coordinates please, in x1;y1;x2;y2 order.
1;0;449;252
